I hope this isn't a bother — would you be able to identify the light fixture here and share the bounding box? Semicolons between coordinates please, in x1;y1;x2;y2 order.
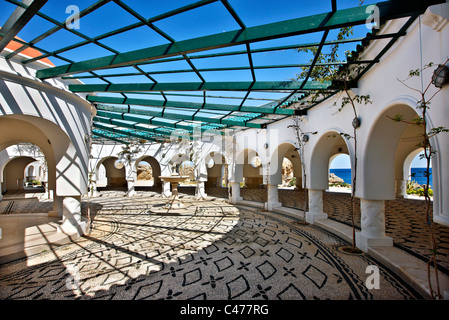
114;159;124;170
432;64;449;88
352;117;361;129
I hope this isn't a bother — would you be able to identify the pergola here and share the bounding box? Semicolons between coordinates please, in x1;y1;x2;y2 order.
0;0;442;144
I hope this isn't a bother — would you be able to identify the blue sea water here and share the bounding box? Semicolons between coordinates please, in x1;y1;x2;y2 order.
410;167;433;188
330;168;352;185
329;167;433;188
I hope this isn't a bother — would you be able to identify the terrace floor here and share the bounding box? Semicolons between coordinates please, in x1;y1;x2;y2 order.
0;188;448;300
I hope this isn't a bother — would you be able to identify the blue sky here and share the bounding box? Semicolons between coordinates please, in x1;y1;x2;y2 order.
0;0;381;111
1;0;377;79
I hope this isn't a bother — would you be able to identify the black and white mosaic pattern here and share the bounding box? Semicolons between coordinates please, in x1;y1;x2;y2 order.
0;195;422;300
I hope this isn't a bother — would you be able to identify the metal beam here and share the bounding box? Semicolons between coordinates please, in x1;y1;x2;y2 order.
0;0;48;52
93;122;170;142
36;0;438;79
92;130;130;144
87;95;297;115
70;80;331;93
95;106;263;130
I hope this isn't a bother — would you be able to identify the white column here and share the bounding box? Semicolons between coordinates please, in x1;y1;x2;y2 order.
396;179;407;198
230;182;242;204
306;189;328;224
265;184;282;211
162;181;172;198
48;195;63;218
356;199;393;252
195;181;207;200
127;178;135;197
58;196;87;236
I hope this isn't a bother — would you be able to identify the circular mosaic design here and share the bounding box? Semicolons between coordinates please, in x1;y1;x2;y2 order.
0;195;422;300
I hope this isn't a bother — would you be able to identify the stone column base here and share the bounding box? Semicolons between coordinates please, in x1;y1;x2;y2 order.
306;211;328;224
162;181;172;198
357;199;393;252
264;201;282;211
57;196;87;236
356;231;393;252
48;196;63;218
127;179;135;197
230;182;242;204
265;184;282;211
195;181;207;200
306;189;327;224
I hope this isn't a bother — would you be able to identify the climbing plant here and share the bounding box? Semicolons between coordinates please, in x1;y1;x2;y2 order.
389;59;449;299
294;26;371;252
288;116;316;224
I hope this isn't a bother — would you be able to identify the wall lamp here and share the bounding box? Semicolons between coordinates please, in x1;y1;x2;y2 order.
432;64;449;88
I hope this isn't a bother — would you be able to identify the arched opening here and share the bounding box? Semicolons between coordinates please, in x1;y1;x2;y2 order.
329;153;351;193
2;156;43;194
403;150;433;199
205;152;226;188
241;149;263;189
0;114;89;257
233;148;264;202
135;156;162;191
281;157;295;188
309;131;351;191
96;157;127;190
364;103;423;200
204;152;227;198
269;142;302;189
25;161;44;188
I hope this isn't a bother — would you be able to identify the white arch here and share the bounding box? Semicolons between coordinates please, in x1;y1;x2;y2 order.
308;128;354;190
361;99;420;200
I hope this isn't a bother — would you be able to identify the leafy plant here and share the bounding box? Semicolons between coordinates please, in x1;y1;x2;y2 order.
392;58;449;299
294;25;370;252
288;116;317;224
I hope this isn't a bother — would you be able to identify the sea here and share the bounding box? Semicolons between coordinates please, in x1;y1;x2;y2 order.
330;167;433;188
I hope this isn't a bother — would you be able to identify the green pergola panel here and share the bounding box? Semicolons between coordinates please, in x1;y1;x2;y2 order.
87;95;297;115
35;0;438;79
71;81;332;93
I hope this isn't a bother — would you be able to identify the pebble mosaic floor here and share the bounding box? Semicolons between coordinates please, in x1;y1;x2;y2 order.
204;187;449;274
0;194;423;300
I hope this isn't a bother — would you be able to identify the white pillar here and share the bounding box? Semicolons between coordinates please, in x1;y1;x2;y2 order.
230;182;242;204
195;181;207;199
58;196;87;236
306;189;328;224
127;178;135;197
162;181;172;198
265;184;282;211
48;195;63;218
396;179;407;198
356;199;393;252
